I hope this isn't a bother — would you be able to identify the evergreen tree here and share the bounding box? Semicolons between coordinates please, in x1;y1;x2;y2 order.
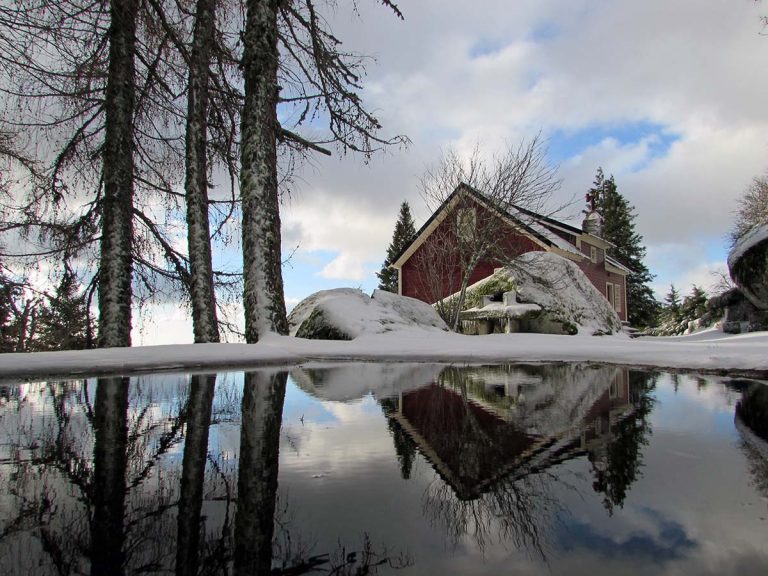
377;201;416;293
681;285;708;320
0;265;22;352
591;168;660;327
33;268;96;351
663;284;681;323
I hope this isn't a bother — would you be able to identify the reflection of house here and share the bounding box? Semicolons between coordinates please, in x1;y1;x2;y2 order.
391;183;631;321
386;367;633;500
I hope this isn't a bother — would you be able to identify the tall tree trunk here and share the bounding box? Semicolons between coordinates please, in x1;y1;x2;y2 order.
176;374;217;576
99;0;138;348
185;0;220;343
233;370;287;574
240;0;288;343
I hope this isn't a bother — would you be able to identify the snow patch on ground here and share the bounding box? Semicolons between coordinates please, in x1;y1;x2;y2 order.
2;328;768;382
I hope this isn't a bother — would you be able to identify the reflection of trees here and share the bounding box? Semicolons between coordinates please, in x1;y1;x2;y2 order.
234;370;287;575
423;470;561;557
0;376;208;574
91;377;130;575
735;381;768;498
590;371;657;514
0;371;411;575
736;381;768;442
380;397;418;479
176;374;218;576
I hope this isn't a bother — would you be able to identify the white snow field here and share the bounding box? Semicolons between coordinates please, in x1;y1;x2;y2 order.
1;327;767;380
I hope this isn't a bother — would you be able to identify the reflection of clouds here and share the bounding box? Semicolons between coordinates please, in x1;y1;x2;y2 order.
279;395;396;478
656;373;743;416
290;363;443;402
557;506;696;562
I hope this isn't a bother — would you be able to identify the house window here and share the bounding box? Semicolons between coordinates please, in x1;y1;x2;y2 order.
456;208;476;243
590;246;597;263
607;282;622;313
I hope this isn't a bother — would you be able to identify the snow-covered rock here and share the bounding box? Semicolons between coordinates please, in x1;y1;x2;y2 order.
288;288;449;340
459;252;622;335
728;222;768;311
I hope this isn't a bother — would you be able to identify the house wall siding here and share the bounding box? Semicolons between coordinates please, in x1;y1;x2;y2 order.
400;202;543;303
576;259;627;321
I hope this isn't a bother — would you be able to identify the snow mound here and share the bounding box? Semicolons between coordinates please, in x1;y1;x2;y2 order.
511;252;623;334
461;252;622;335
288;288;449;340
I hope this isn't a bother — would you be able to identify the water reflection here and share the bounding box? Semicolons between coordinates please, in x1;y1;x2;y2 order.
373;365;655;553
0;364;766;575
735;380;768;500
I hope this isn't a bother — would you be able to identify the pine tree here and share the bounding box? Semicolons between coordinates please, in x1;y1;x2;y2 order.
33;268;96;351
663;284;681;323
591;168;661;327
377;201;416;293
681;285;708;321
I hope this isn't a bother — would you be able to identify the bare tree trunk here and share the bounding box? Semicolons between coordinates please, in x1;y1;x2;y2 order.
99;0;138;348
185;0;220;343
240;0;288;343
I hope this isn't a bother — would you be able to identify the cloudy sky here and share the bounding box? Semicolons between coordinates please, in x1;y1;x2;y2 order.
146;0;768;343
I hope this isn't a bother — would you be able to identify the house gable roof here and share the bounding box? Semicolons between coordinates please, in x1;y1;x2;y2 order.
392;183;623;272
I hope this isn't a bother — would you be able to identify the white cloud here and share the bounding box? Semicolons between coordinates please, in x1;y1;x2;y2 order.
284;0;768;302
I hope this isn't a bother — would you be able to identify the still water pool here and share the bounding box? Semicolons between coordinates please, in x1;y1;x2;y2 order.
1;363;767;575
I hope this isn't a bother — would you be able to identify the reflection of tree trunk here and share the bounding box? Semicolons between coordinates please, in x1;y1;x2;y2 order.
176;374;217;576
234;371;287;575
91;377;130;576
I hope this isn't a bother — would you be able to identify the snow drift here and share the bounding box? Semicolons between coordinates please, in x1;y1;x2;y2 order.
288;288;449;340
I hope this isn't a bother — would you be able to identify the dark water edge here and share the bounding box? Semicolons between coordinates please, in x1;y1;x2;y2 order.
0;363;767;576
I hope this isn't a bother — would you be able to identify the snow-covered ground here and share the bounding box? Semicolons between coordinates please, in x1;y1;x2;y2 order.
1;327;767;381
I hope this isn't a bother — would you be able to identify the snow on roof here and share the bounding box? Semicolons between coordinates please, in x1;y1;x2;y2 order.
605;254;632;274
504;204;583;257
728;223;768;269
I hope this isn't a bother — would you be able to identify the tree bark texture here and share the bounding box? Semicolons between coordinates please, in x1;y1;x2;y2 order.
240;0;288;343
233;370;287;574
185;0;220;343
98;0;138;347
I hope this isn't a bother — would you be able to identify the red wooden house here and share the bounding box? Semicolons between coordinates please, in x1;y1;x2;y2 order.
391;183;631;321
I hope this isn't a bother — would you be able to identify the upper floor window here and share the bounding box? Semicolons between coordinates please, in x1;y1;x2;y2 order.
456;208;476;243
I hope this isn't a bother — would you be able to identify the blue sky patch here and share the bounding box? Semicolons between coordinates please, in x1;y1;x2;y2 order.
282;249;379;308
548;121;680;170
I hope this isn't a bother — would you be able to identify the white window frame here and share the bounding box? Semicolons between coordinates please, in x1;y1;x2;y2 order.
456;208;476;243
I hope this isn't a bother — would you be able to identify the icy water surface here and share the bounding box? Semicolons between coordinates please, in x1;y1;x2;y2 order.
1;363;767;575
